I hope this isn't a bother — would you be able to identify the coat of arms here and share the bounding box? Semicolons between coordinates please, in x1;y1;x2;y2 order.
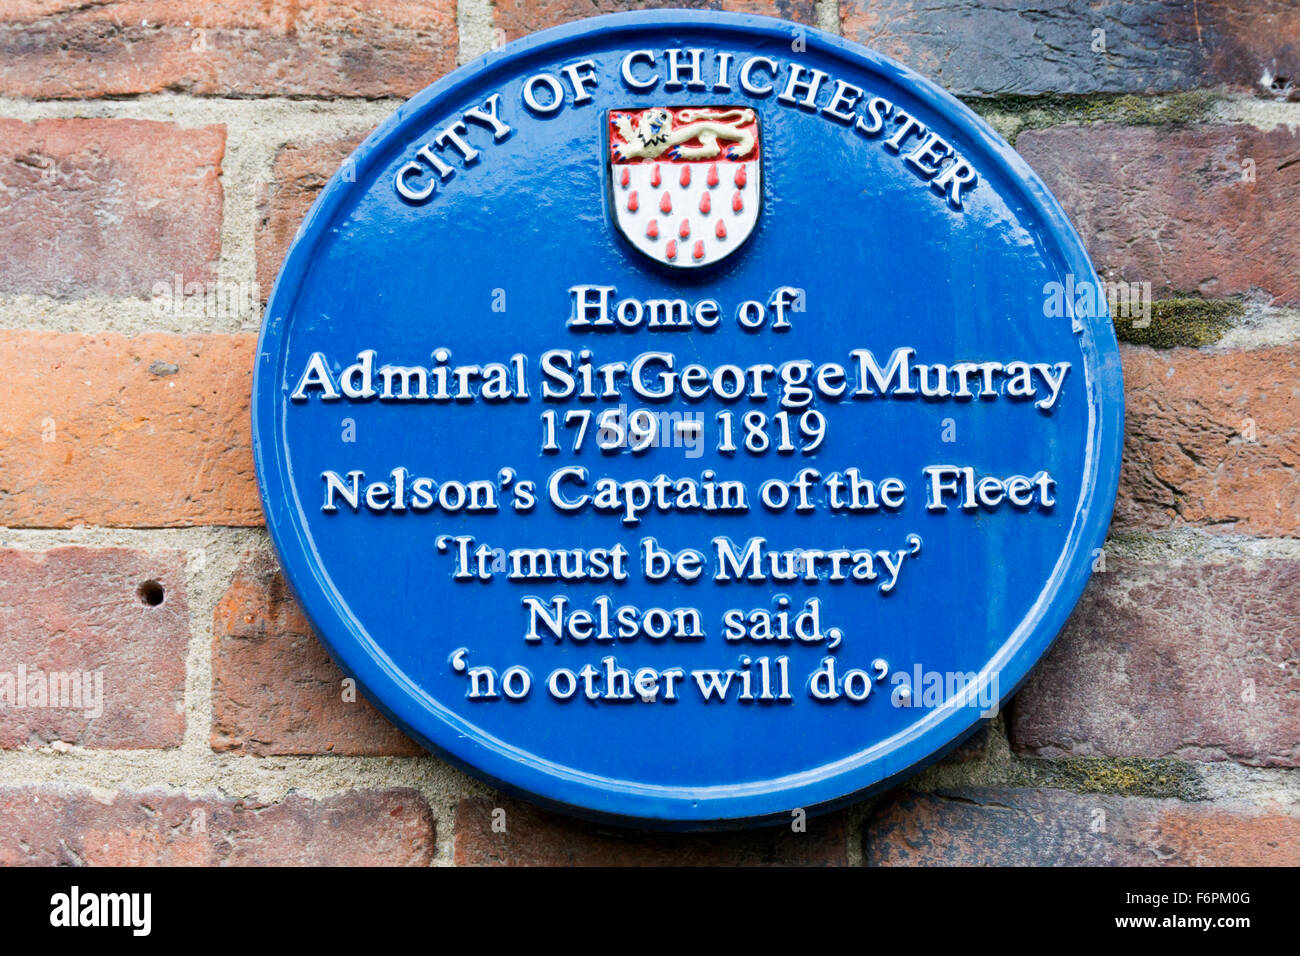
608;106;762;268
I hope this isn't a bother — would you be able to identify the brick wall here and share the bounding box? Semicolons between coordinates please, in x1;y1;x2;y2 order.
0;0;1295;866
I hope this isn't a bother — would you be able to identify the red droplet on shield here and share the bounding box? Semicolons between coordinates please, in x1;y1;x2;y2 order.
734;164;747;187
715;219;727;239
627;191;638;213
693;240;705;260
679;218;691;239
666;239;677;260
680;165;691;187
646;219;659;239
620;167;630;188
660;192;672;214
707;163;719;187
699;192;711;214
651;164;661;188
732;191;744;213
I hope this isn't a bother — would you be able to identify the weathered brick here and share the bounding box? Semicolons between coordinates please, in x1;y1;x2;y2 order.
256;136;366;304
454;795;849;865
841;0;1299;97
1116;344;1300;536
212;549;422;756
0;1;457;99
493;0;816;43
1018;124;1300;305
0;785;434;865
0;119;223;299
1011;557;1299;766
0;331;260;527
867;787;1300;865
0;547;187;749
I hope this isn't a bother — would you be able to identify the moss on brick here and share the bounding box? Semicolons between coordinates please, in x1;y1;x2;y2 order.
1113;298;1243;348
1078;91;1217;126
1010;757;1208;800
979;91;1219;144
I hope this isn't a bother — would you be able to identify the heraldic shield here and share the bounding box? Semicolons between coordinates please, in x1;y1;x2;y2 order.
608;106;762;268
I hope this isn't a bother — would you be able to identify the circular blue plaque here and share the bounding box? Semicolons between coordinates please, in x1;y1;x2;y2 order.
253;11;1123;828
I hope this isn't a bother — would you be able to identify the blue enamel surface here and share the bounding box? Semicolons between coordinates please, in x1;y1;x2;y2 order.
253;11;1123;829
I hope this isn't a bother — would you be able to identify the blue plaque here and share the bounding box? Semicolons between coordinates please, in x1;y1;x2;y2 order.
253;11;1123;828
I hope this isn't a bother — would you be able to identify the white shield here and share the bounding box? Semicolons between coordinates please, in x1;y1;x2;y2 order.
608;106;762;268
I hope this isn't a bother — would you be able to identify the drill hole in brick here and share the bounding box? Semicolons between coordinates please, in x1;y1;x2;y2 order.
137;580;165;607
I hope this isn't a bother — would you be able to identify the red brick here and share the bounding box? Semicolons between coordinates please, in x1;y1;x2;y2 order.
0;785;434;865
1116;344;1300;536
493;0;816;43
0;1;457;99
0;119;223;299
1018;124;1300;304
453;795;848;865
1011;557;1299;766
0;331;261;528
842;0;1299;97
212;549;421;756
0;547;187;749
868;788;1300;866
256;136;366;304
